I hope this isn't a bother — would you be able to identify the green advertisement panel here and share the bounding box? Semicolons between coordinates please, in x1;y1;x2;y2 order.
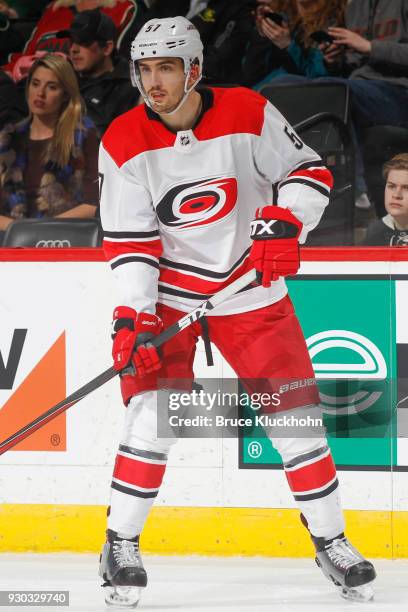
241;278;397;470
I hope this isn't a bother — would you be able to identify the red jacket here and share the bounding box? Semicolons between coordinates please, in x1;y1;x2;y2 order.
2;1;137;77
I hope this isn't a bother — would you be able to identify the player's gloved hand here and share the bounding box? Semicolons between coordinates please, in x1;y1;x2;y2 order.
112;306;163;377
249;206;303;287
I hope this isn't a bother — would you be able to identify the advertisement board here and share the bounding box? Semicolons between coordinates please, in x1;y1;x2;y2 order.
242;276;398;470
1;249;408;556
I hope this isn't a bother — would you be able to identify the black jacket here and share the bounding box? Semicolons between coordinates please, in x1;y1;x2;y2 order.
0;70;27;130
192;0;256;84
362;215;408;246
78;57;139;137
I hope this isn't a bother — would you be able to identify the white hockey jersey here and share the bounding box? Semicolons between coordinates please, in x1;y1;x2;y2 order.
99;87;332;315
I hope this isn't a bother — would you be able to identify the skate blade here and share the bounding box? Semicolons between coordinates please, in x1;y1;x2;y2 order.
104;585;142;608
339;582;374;603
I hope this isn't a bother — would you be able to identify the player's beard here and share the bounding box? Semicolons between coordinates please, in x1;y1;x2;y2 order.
148;88;184;115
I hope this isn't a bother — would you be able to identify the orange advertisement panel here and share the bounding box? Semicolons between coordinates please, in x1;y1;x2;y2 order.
0;332;66;451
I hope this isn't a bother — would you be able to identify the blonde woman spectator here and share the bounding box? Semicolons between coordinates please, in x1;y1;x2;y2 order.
0;54;99;232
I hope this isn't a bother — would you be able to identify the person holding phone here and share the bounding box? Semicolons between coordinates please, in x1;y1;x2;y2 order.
320;0;408;210
256;5;292;51
242;0;346;87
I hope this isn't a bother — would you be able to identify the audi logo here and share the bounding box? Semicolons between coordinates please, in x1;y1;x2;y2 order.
35;239;72;248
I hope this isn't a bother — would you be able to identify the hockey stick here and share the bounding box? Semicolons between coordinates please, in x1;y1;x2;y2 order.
0;268;257;456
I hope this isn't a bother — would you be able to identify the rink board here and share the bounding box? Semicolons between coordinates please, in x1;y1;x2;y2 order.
0;248;408;556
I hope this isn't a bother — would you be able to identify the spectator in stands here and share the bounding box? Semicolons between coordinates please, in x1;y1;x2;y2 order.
251;0;408;212
322;0;408;209
191;0;255;84
242;0;345;87
0;54;99;233
363;154;408;246
1;0;138;82
58;10;139;137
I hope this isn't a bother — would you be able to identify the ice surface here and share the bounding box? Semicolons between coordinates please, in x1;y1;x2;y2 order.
0;554;407;611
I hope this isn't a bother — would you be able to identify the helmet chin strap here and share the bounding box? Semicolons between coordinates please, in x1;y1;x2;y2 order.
149;70;202;117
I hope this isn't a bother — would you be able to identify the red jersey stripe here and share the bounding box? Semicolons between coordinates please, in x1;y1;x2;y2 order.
285;453;337;493
159;257;254;294
113;454;166;489
288;168;334;189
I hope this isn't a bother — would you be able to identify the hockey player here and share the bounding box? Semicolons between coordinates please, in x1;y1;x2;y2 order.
98;16;376;608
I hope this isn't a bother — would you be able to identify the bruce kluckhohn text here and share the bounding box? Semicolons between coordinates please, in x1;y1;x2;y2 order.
168;414;323;428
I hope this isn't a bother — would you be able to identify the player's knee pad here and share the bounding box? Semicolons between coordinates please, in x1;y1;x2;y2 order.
121;390;179;455
268;403;327;463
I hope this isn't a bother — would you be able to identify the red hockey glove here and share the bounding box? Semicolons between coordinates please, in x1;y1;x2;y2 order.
249;206;303;287
112;306;163;378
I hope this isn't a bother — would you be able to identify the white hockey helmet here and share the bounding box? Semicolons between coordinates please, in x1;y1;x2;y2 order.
130;16;204;115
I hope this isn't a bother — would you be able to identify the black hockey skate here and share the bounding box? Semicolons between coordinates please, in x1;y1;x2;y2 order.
301;513;376;602
99;529;147;608
312;533;376;602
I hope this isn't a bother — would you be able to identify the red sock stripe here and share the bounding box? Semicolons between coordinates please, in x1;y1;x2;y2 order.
288;168;334;189
285;453;337;493
103;239;162;262
113;454;166;489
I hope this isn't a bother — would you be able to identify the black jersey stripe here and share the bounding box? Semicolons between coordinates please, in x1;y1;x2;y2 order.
111;256;160;270
104;230;160;240
158;285;212;300
293;478;339;502
159;249;251;280
279;177;330;197
291;159;325;172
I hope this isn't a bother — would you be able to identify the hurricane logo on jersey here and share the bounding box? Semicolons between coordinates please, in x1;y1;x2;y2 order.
156;177;237;231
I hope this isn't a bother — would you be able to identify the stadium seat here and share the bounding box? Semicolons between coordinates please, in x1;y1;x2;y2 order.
362;125;408;217
2;218;102;248
259;82;354;246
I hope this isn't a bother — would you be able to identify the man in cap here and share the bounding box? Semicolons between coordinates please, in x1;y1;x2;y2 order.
58;9;138;136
